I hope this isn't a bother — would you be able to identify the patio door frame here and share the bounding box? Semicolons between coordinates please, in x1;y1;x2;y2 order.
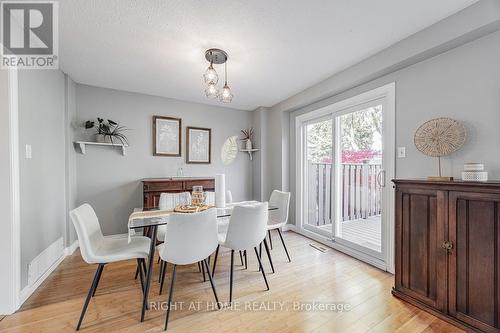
295;82;395;273
302;114;335;238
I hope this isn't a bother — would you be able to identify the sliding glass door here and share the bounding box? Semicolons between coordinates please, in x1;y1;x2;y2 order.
301;97;390;261
333;102;384;258
303;116;334;237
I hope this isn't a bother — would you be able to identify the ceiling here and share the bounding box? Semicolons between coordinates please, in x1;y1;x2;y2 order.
59;0;478;111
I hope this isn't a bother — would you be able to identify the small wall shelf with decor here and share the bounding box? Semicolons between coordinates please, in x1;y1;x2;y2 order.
240;148;259;160
75;141;128;156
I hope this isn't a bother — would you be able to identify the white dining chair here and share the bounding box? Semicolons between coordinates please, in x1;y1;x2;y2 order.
70;203;151;330
158;209;221;330
212;203;269;303
265;190;291;263
205;191;215;205
213;190;233;233
155;192;193;282
205;191;232;206
214;189;233;236
157;192;191;242
213;189;246;272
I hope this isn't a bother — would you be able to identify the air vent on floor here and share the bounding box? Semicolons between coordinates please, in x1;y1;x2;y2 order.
309;243;328;253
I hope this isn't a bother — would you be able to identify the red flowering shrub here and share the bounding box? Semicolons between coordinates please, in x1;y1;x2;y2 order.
319;150;381;164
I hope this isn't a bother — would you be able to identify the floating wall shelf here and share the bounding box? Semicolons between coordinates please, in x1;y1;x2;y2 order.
240;149;259;161
75;141;128;156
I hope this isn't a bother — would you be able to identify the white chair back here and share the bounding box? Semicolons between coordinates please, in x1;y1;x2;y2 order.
160;209;218;265
159;192;191;210
224;202;268;250
269;190;290;225
205;191;215;205
226;190;233;204
205;191;232;205
70;204;104;264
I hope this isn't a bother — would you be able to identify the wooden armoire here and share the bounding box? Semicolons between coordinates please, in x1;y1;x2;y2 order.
393;179;500;333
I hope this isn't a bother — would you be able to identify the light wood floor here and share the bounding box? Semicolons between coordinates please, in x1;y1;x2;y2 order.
0;231;463;333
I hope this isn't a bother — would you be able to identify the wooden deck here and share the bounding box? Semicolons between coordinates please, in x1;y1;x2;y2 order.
319;215;382;252
0;231;462;333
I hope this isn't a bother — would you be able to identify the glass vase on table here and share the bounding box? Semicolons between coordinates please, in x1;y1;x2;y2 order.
191;186;205;206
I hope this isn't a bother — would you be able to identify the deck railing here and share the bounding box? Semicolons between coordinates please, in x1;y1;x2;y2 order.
307;162;382;226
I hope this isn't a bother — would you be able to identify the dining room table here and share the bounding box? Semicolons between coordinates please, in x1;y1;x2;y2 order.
128;201;278;322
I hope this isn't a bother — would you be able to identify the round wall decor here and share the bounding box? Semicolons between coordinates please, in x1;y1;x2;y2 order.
414;117;466;180
221;136;238;165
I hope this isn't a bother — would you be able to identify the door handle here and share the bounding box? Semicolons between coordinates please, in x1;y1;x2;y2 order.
377;170;386;187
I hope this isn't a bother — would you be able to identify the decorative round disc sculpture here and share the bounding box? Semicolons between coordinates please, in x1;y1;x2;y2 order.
221;136;238;165
414;117;466;179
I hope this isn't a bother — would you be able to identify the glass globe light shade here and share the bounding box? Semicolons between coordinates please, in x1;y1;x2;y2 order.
203;64;218;85
219;83;233;103
205;83;219;99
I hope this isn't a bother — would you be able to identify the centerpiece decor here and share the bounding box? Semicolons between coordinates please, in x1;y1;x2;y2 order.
191;186;205;206
174;185;211;213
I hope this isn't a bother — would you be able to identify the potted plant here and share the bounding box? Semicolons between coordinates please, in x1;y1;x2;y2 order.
240;128;254;150
85;118;129;145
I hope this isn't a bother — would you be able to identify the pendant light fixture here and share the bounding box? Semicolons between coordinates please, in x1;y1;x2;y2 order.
219;62;233;103
205;83;218;99
203;61;218;85
203;48;233;103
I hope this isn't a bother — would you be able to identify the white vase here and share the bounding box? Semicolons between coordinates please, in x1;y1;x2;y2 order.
245;139;253;150
95;133;112;143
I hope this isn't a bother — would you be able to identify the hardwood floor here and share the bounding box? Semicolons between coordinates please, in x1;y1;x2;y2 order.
0;232;462;332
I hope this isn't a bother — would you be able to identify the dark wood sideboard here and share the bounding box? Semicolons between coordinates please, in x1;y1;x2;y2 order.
142;177;215;209
393;179;500;333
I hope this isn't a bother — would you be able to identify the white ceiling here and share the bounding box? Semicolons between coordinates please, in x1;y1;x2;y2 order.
59;0;478;111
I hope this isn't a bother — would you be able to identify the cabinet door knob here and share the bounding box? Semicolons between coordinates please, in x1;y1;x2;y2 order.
441;241;453;252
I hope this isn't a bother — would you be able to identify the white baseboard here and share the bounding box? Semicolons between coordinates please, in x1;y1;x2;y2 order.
282;224;298;232
65;240;79;256
20;239;79;305
27;238;64;287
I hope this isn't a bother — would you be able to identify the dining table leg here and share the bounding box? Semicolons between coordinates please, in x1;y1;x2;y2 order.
141;225;158;322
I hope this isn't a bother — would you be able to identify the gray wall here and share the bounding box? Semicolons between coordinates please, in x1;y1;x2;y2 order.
258;1;500;225
251;107;269;201
18;70;67;288
285;29;500;225
75;85;253;235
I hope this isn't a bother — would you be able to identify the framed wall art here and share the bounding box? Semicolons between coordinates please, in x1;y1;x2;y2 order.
153;116;182;156
186;126;211;164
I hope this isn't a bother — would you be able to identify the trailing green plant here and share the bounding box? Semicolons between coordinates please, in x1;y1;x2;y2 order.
85;118;129;145
240;127;254;141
